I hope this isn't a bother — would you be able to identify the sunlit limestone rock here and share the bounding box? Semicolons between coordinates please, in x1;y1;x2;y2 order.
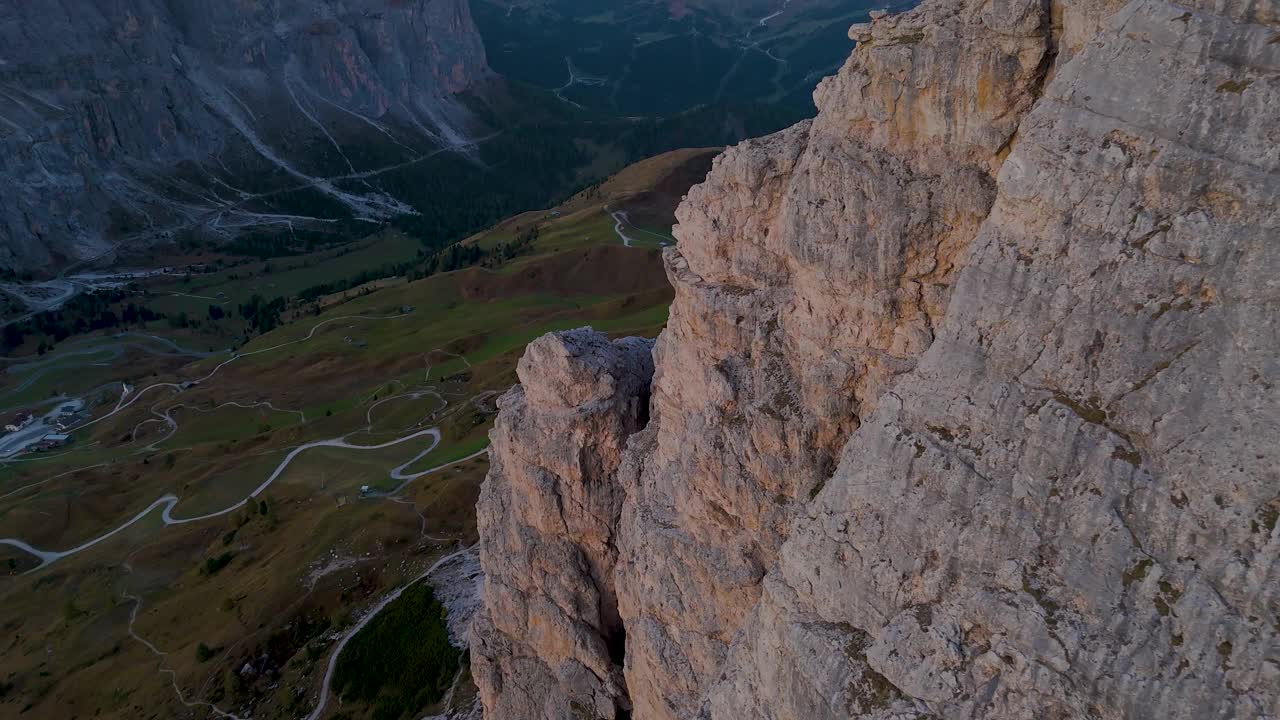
614;0;1058;714
472;329;654;720
473;0;1279;717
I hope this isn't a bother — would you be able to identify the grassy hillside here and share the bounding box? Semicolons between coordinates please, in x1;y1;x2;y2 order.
0;146;718;720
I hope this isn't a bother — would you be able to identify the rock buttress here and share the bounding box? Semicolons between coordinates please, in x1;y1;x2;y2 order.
612;0;1060;716
471;329;654;720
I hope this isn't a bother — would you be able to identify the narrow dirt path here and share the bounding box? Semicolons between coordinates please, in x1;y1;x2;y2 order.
121;569;248;720
72;312;410;434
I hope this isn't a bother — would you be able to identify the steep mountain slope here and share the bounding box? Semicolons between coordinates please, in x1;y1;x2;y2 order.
0;147;715;720
472;0;1279;717
0;0;489;273
473;0;906;115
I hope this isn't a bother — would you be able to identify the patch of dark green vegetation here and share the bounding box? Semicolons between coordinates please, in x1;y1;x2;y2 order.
809;477;827;501
195;642;218;662
225;231;346;259
473;0;895;117
332;581;461;720
1111;445;1142;467
1123;558;1152;590
1052;391;1109;426
2;288;165;353
570;700;600;720
1216;79;1253;93
1252;499;1279;536
238;294;287;335
63;599;88;623
1152;298;1196;320
1021;569;1062;628
912;604;934;631
202;552;235;576
927;424;956;443
838;623;902;712
768;386;803;418
881;30;927;46
359;82;805;268
1154;579;1182;617
1128;221;1171;251
299;226;539;303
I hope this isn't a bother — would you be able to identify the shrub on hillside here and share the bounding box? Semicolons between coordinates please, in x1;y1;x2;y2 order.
331;581;460;720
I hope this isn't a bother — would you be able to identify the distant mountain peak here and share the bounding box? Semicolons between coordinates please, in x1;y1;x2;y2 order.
0;0;490;274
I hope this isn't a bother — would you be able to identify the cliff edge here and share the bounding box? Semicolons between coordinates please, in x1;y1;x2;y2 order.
473;0;1280;717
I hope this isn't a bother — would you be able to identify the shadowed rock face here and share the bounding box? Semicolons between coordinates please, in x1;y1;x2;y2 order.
474;0;1280;717
0;0;489;273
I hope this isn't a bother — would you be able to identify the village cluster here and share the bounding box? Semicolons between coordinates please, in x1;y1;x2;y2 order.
2;403;82;454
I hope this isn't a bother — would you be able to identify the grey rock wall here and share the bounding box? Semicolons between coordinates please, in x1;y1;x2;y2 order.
0;0;488;272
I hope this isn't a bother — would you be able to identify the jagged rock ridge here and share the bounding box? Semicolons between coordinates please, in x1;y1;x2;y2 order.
472;0;1279;717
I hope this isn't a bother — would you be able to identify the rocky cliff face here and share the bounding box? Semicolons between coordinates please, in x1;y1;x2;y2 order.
472;330;654;720
0;0;488;272
473;0;1279;717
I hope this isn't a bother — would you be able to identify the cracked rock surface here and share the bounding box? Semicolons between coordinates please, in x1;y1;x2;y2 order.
472;329;654;720
707;1;1280;717
473;0;1279;717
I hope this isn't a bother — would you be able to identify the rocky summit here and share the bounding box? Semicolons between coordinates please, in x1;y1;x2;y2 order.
472;0;1279;717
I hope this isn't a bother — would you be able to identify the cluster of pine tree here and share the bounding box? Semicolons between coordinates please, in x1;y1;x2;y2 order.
238;294;286;335
1;289;166;353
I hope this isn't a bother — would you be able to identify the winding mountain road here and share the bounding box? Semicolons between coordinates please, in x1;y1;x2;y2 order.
553;56;608;109
72;312;409;435
610;209;638;247
0;332;219;414
0;425;465;570
0;298;496;719
607;207;673;248
0;311;483;571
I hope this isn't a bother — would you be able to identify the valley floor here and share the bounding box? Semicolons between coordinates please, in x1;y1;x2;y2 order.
0;148;717;720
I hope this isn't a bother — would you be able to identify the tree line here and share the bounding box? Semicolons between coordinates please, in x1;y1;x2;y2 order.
1;289;166;353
